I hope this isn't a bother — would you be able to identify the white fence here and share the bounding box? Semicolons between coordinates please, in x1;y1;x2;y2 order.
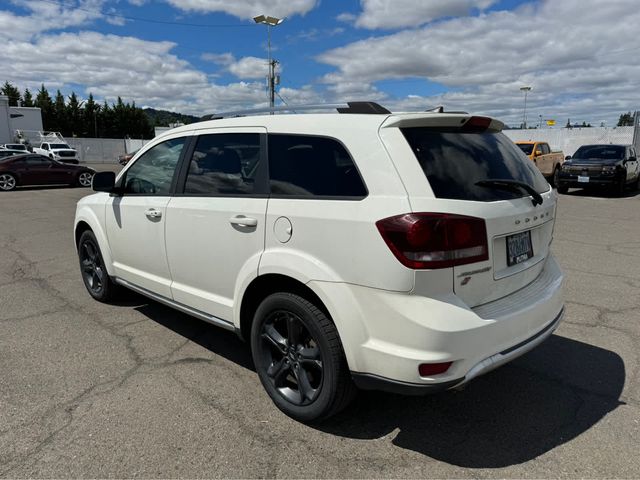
503;126;636;156
66;137;151;163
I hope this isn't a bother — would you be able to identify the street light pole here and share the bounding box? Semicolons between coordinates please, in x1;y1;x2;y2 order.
253;15;284;112
520;86;532;129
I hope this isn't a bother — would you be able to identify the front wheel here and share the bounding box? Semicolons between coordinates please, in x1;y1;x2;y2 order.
0;173;17;191
76;171;93;187
613;175;626;197
78;230;118;302
251;293;355;423
557;182;568;194
551;166;560;187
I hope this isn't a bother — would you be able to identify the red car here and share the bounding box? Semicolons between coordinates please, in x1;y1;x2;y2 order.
0;154;95;191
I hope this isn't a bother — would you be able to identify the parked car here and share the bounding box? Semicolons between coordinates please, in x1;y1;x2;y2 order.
0;154;94;191
515;141;565;186
118;149;139;166
0;148;27;159
557;144;640;195
0;143;29;152
33;142;79;164
75;103;564;422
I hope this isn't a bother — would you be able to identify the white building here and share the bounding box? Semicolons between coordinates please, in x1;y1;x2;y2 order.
0;95;43;144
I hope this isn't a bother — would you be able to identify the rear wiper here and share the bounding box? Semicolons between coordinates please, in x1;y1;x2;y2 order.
475;179;543;206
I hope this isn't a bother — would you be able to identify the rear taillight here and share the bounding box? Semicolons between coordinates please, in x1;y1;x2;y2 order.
376;213;489;269
461;116;492;133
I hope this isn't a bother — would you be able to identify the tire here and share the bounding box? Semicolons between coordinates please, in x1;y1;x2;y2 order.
613;176;626;197
551;166;560;187
76;171;93;187
557;182;568;194
0;173;17;191
250;292;356;423
78;230;118;302
633;172;640;191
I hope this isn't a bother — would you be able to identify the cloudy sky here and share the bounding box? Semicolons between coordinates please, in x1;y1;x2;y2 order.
1;0;639;126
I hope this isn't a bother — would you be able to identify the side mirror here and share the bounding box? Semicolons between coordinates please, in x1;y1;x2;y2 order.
629;156;637;162
565;155;572;160
535;150;542;156
92;171;117;192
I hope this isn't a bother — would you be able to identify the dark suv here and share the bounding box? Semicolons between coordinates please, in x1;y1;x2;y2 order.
557;144;639;195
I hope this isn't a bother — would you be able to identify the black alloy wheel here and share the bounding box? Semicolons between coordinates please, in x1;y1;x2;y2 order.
251;293;355;422
78;230;117;302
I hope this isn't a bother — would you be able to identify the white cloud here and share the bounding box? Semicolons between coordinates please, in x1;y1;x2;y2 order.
202;53;271;80
0;0;106;40
319;0;640;124
163;0;318;20
344;0;498;30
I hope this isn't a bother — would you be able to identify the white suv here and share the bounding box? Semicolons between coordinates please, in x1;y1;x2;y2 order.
75;102;564;422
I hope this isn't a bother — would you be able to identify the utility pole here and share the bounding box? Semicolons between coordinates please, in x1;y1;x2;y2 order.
520;86;532;129
253;15;284;112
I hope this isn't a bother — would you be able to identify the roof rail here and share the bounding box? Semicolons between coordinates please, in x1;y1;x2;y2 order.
202;101;391;120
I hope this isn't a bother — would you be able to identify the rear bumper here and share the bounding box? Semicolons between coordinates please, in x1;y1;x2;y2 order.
353;307;563;395
312;255;564;391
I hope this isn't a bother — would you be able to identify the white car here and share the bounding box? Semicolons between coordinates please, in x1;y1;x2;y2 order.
74;102;564;422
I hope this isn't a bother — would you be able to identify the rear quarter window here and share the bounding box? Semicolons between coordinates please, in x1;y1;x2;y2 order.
402;128;549;202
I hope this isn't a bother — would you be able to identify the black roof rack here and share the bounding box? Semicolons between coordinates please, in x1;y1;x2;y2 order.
202;101;391;120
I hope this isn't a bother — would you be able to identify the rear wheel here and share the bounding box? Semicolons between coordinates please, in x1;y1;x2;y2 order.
251;292;355;423
78;230;118;302
0;173;17;191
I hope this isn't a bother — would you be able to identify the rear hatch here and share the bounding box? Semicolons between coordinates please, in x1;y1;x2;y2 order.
380;115;555;308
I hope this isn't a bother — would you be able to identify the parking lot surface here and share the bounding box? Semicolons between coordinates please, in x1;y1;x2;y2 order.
1;179;639;478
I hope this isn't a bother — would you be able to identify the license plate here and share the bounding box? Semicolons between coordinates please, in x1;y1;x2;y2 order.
507;230;534;266
578;175;590;183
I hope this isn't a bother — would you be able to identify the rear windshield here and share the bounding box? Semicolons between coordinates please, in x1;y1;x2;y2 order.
516;143;534;155
401;129;549;202
573;145;624;160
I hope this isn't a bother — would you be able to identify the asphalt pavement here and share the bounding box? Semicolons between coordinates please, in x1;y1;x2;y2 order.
0;177;639;478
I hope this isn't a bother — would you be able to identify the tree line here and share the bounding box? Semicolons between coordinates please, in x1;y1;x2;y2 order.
1;81;154;139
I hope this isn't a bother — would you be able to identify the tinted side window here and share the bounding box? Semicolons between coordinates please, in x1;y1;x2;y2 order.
26;156;51;166
268;134;367;197
184;133;260;195
541;143;550;155
124;138;185;195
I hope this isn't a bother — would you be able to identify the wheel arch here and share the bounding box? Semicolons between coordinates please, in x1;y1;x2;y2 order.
238;274;330;343
74;209;116;276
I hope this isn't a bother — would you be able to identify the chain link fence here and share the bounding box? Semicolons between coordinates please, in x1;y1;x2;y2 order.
503;126;635;156
65;138;151;163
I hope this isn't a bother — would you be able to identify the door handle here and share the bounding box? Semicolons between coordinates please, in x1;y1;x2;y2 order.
145;208;162;219
229;215;257;227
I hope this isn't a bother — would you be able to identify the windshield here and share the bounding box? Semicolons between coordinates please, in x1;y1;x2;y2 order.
402;129;549;202
573;145;624;161
50;143;71;149
516;143;534;155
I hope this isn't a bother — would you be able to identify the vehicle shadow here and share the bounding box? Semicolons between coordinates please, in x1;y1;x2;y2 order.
113;291;625;468
561;188;640;199
320;335;625;468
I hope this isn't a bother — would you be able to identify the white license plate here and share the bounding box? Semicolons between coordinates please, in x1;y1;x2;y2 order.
507;230;534;266
578;175;590;183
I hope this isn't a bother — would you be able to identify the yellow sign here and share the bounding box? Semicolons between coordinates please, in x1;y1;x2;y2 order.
546;119;556;126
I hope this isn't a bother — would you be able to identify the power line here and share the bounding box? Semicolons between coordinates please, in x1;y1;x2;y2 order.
37;0;256;28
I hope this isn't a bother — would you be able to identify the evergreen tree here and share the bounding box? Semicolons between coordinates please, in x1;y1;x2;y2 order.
34;84;54;130
66;92;83;137
83;93;99;137
52;90;67;134
22;88;34;107
1;81;22;106
617;112;634;127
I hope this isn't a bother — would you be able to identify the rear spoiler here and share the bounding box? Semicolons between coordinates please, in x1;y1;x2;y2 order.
381;113;505;133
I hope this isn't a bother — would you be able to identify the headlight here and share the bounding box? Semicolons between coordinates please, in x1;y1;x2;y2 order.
561;164;571;171
602;165;617;173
